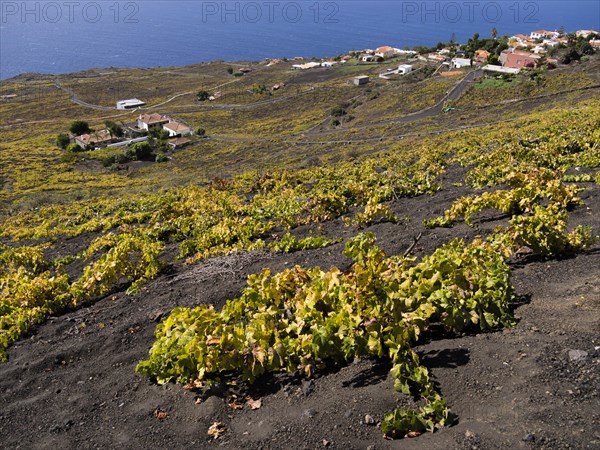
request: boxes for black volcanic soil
[1,168,599,450]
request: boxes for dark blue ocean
[1,1,599,79]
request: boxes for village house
[576,30,598,38]
[163,121,193,137]
[530,30,558,40]
[75,129,115,148]
[510,34,535,48]
[542,39,559,47]
[474,49,491,63]
[321,61,338,68]
[360,54,375,62]
[482,64,521,75]
[451,58,472,69]
[590,40,600,49]
[500,49,540,70]
[428,53,447,62]
[137,113,169,131]
[375,46,396,59]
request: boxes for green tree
[55,133,70,149]
[196,90,210,101]
[226,67,234,74]
[491,27,498,39]
[128,141,153,160]
[196,127,206,136]
[104,120,123,138]
[69,120,90,135]
[330,104,346,117]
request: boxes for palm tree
[491,27,498,39]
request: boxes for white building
[482,64,521,75]
[398,64,413,75]
[353,75,369,86]
[375,46,396,59]
[163,121,193,137]
[137,113,169,131]
[530,30,558,40]
[451,58,472,69]
[291,62,321,70]
[116,98,145,110]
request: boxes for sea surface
[1,0,599,79]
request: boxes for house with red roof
[375,46,396,59]
[163,121,192,137]
[74,129,116,148]
[474,49,491,63]
[137,113,169,131]
[500,49,540,69]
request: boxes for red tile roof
[75,129,113,145]
[168,137,191,148]
[163,121,191,133]
[138,113,169,125]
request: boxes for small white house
[397,64,413,75]
[116,98,145,110]
[360,54,375,62]
[530,30,558,40]
[163,121,193,137]
[451,58,472,69]
[321,61,338,68]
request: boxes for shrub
[69,120,90,135]
[197,90,210,101]
[66,143,83,153]
[55,133,70,149]
[155,153,169,163]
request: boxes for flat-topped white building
[116,98,145,110]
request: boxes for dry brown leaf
[183,379,205,390]
[153,409,169,421]
[206,336,221,345]
[207,422,226,439]
[228,396,244,410]
[246,398,262,410]
[406,430,421,438]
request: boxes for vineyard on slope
[1,103,599,438]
